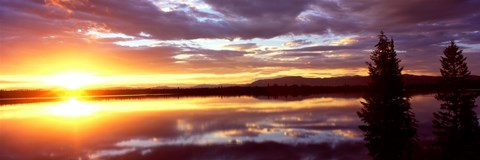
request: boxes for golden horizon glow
[0,67,376,90]
[43,72,99,90]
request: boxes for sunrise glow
[0,0,478,90]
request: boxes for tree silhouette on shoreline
[358,31,417,160]
[432,41,480,160]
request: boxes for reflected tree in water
[432,41,480,160]
[358,31,417,160]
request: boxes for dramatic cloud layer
[1,0,479,87]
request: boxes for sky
[1,0,479,89]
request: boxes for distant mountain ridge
[248,75,480,87]
[249,76,367,87]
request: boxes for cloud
[223,43,258,51]
[204,0,313,19]
[283,40,312,47]
[1,0,480,85]
[44,0,90,14]
[2,0,479,40]
[288,45,362,52]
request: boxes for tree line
[358,31,480,160]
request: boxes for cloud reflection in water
[0,95,383,160]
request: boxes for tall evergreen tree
[439,41,471,89]
[432,41,480,160]
[358,31,417,160]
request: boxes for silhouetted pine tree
[432,41,480,160]
[358,31,417,160]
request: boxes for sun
[44,72,99,90]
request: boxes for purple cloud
[1,0,479,78]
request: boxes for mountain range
[249,74,480,87]
[192,75,480,88]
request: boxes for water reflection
[49,98,96,117]
[1,96,362,118]
[432,91,480,160]
[358,81,417,159]
[0,95,366,160]
[358,92,417,160]
[0,95,478,160]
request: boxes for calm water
[1,94,479,160]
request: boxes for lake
[1,94,479,160]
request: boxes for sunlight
[49,98,96,117]
[44,73,99,90]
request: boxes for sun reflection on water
[49,98,96,117]
[0,95,385,159]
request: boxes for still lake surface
[1,94,479,160]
